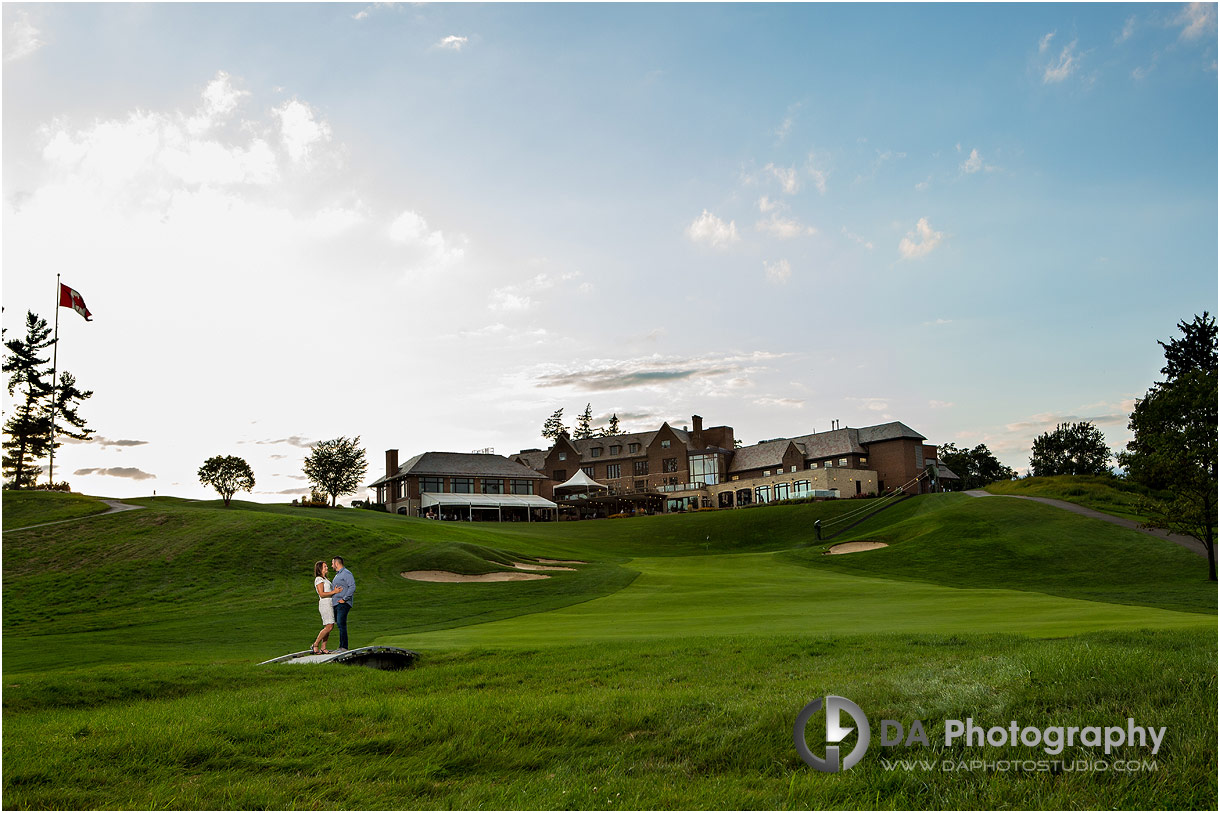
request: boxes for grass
[983,475,1166,524]
[782,493,1216,614]
[3,491,1216,809]
[3,630,1214,809]
[2,489,110,531]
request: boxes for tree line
[542,404,624,441]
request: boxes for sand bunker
[825,541,889,555]
[535,558,586,565]
[512,561,576,571]
[401,570,549,583]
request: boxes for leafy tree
[573,403,594,439]
[541,408,568,442]
[2,312,55,488]
[938,442,1017,490]
[1119,313,1217,581]
[1029,421,1112,477]
[303,436,369,507]
[198,455,255,508]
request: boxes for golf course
[3,489,1216,809]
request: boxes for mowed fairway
[3,491,1216,810]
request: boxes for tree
[44,370,94,479]
[2,312,55,488]
[1029,421,1112,477]
[303,436,369,507]
[541,408,568,442]
[938,442,1017,491]
[573,403,594,440]
[600,413,623,437]
[1119,313,1217,581]
[198,455,255,508]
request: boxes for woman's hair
[314,560,326,577]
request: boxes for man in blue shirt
[330,556,356,651]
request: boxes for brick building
[369,450,556,519]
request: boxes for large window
[692,449,717,480]
[582,465,595,477]
[482,479,504,494]
[452,478,473,493]
[606,463,621,479]
[774,482,790,502]
[511,479,534,495]
[755,485,772,504]
[793,480,812,497]
[633,460,649,476]
[662,457,678,473]
[736,488,752,506]
[421,476,443,493]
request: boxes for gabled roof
[368,452,546,487]
[726,439,802,473]
[856,421,926,443]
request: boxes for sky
[2,2,1217,502]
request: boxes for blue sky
[3,2,1216,500]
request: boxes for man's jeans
[334,602,352,650]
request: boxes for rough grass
[2,490,110,530]
[3,630,1215,810]
[786,494,1215,614]
[983,475,1166,524]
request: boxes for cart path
[5,499,144,533]
[964,490,1206,557]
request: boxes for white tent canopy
[554,469,608,493]
[420,492,557,509]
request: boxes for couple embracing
[312,557,355,654]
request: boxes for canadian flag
[59,283,92,322]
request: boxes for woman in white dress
[312,560,345,654]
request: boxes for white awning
[554,469,608,493]
[420,492,557,510]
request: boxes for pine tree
[45,370,94,467]
[605,413,622,436]
[542,408,568,441]
[574,403,594,439]
[2,312,55,488]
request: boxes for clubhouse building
[370,414,955,519]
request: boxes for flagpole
[49,273,60,487]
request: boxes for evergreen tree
[2,312,55,488]
[604,413,622,437]
[45,370,94,479]
[573,403,594,439]
[541,408,568,441]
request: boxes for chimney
[691,414,704,448]
[386,449,399,479]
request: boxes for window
[511,479,534,495]
[824,460,834,468]
[755,485,772,504]
[839,458,848,466]
[395,480,405,499]
[558,452,567,461]
[628,443,641,454]
[421,476,443,493]
[633,479,646,489]
[661,439,671,449]
[915,447,924,468]
[793,480,812,497]
[731,475,739,481]
[633,460,649,476]
[610,445,621,455]
[688,452,721,486]
[482,479,504,494]
[860,457,868,465]
[809,462,818,469]
[582,465,595,477]
[774,482,790,501]
[452,477,473,493]
[736,488,753,506]
[553,470,566,482]
[791,465,798,473]
[662,457,678,473]
[606,463,621,479]
[591,447,602,458]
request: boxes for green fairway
[2,490,109,531]
[3,491,1216,809]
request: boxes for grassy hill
[3,491,1215,809]
[983,474,1166,524]
[2,490,110,531]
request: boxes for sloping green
[2,490,109,530]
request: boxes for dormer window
[610,445,621,455]
[591,447,602,458]
[628,443,641,454]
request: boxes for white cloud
[686,210,740,249]
[489,289,534,312]
[1117,15,1137,44]
[754,396,804,408]
[1043,38,1080,83]
[805,153,829,194]
[841,227,874,251]
[961,148,983,174]
[1176,3,1216,40]
[273,99,332,163]
[352,3,399,21]
[388,210,465,268]
[1038,31,1056,53]
[764,163,800,194]
[915,177,931,191]
[763,258,791,284]
[757,195,781,213]
[756,216,815,239]
[437,35,469,51]
[922,318,952,326]
[928,400,954,409]
[898,217,944,260]
[5,10,44,62]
